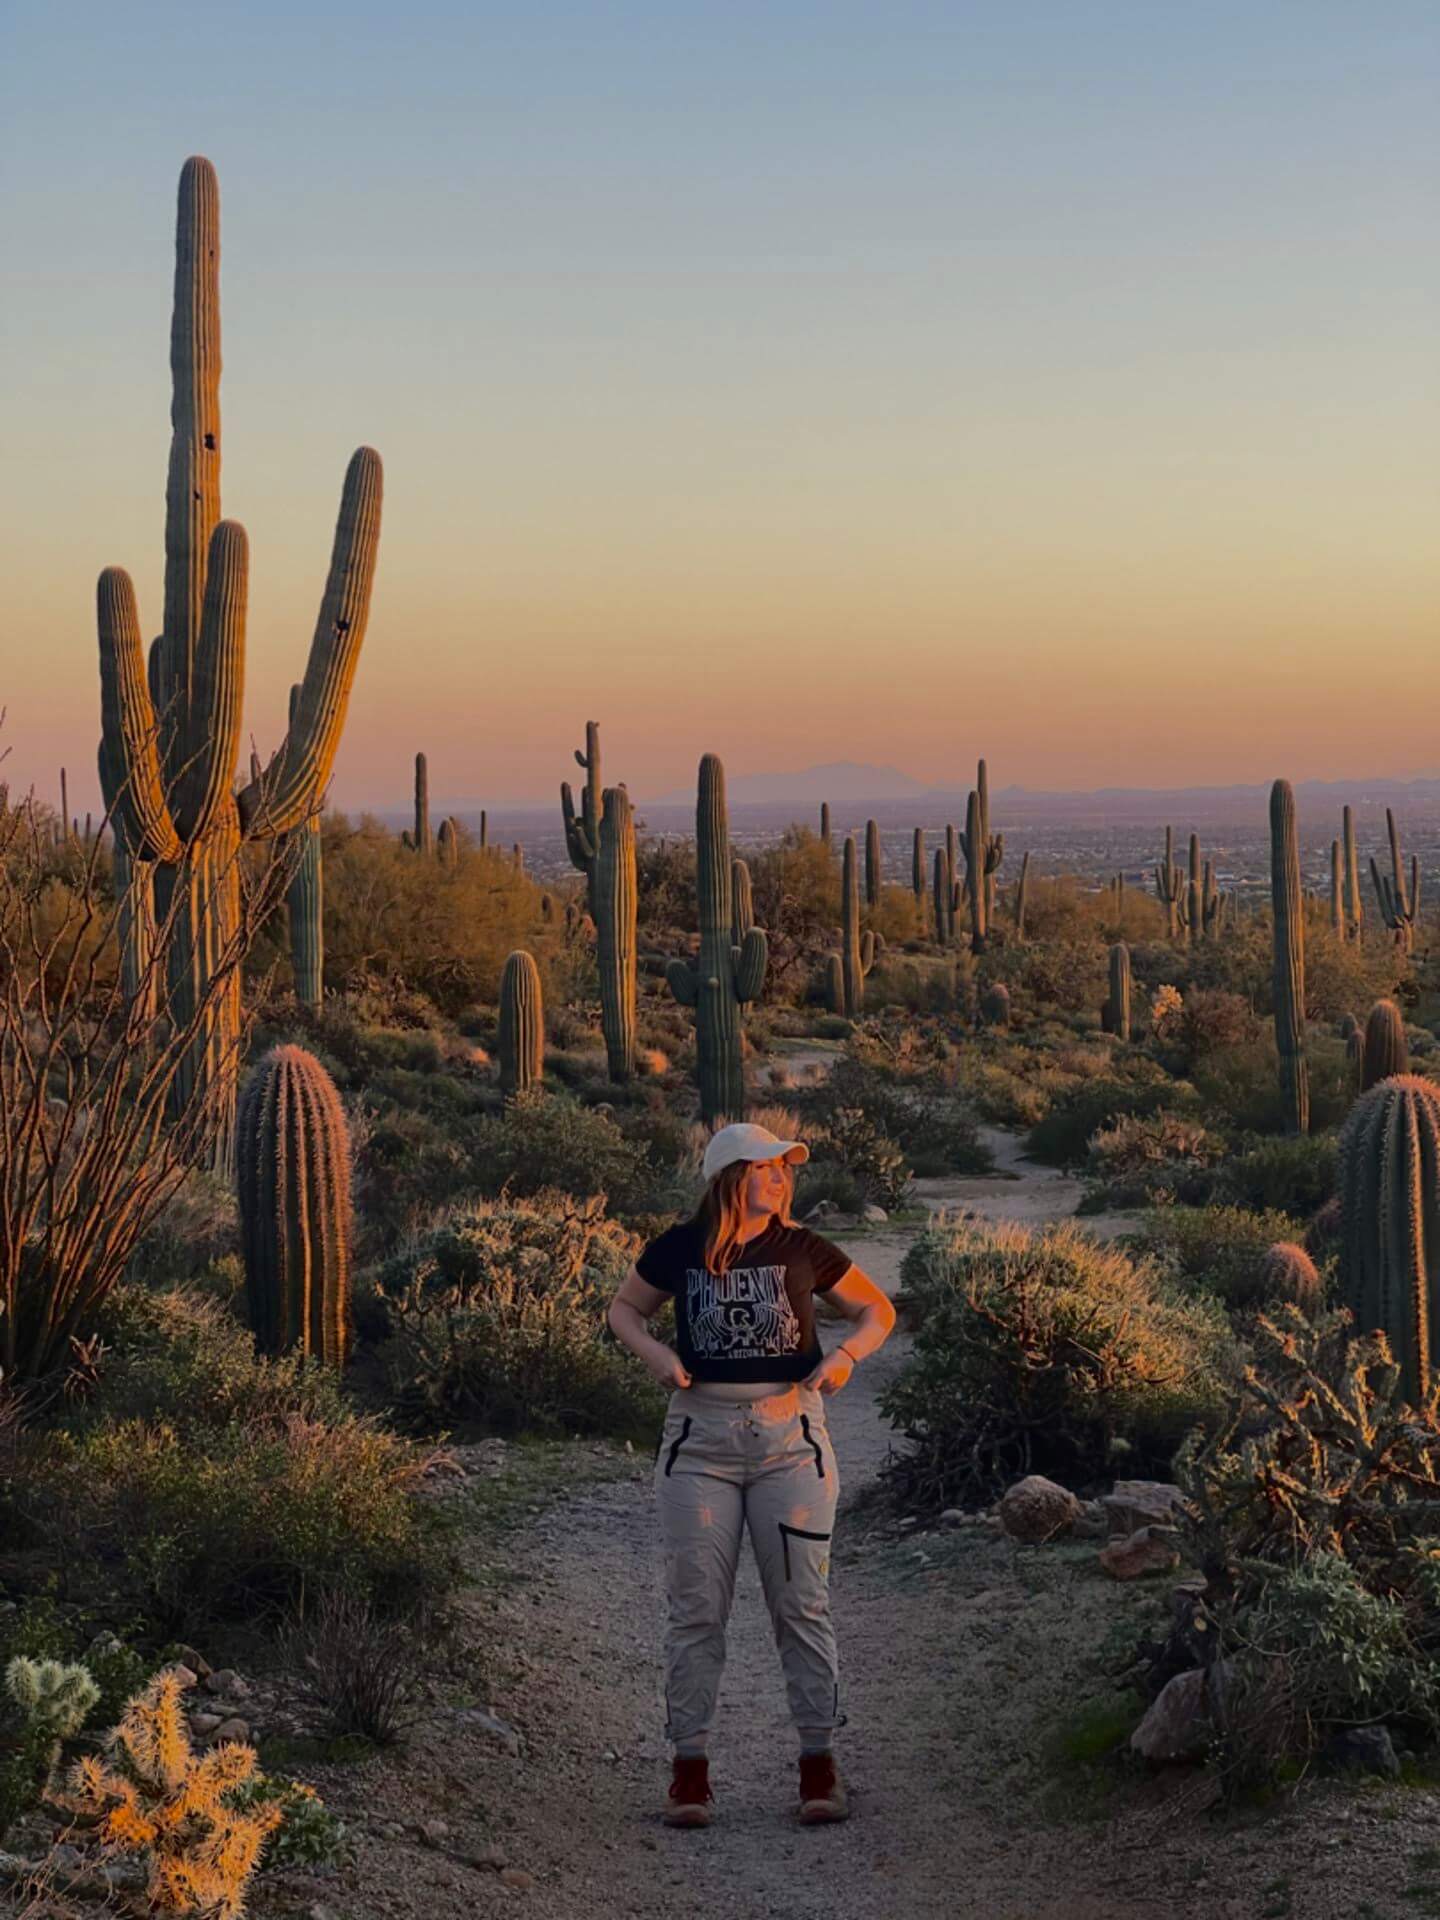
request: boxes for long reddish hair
[692,1158,797,1276]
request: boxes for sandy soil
[241,1134,1440,1920]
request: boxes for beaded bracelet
[837,1341,859,1367]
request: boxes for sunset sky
[2,2,1437,816]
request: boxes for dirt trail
[279,1136,1440,1920]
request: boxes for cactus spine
[1371,808,1419,952]
[237,1043,352,1364]
[864,818,881,908]
[499,949,545,1097]
[596,787,637,1082]
[1361,997,1409,1092]
[1270,779,1309,1135]
[561,720,602,913]
[413,751,431,855]
[665,755,768,1125]
[962,788,988,952]
[1105,942,1132,1041]
[1339,1073,1440,1404]
[98,160,381,1172]
[1343,804,1362,940]
[285,684,323,1008]
[838,834,875,1017]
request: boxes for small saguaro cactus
[819,801,832,851]
[838,834,876,1017]
[961,788,988,952]
[912,827,925,903]
[1104,942,1132,1041]
[1185,835,1202,948]
[980,982,1011,1029]
[865,819,881,908]
[437,816,460,867]
[1014,850,1031,941]
[1330,839,1345,939]
[597,785,638,1081]
[1270,779,1309,1135]
[933,847,953,945]
[665,754,768,1125]
[1154,826,1183,939]
[1339,1073,1440,1404]
[479,808,488,849]
[561,720,603,914]
[97,158,382,1174]
[1360,997,1409,1092]
[1371,808,1420,953]
[237,1044,352,1364]
[822,952,844,1014]
[1343,804,1362,940]
[499,949,545,1097]
[412,752,432,855]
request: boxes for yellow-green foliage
[289,812,570,1012]
[61,1667,282,1920]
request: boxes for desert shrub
[374,1191,662,1439]
[279,1588,423,1747]
[1155,989,1261,1075]
[804,1107,912,1212]
[352,1104,480,1255]
[1087,1112,1219,1181]
[986,934,1108,1016]
[793,1057,990,1178]
[1176,1311,1440,1781]
[864,953,960,1015]
[792,1161,866,1218]
[6,1410,451,1634]
[1127,1204,1308,1315]
[467,1091,668,1223]
[879,1219,1233,1511]
[1026,1061,1193,1167]
[123,1171,238,1291]
[1192,1035,1354,1136]
[1217,1132,1338,1217]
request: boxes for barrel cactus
[96,158,381,1173]
[665,755,767,1125]
[237,1044,352,1364]
[980,982,1011,1029]
[1339,1074,1440,1404]
[1361,998,1409,1092]
[1260,1241,1323,1318]
[1270,780,1309,1135]
[499,950,545,1097]
[596,786,638,1081]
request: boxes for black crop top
[634,1218,853,1384]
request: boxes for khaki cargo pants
[653,1382,844,1744]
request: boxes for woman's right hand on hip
[649,1350,693,1390]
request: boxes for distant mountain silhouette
[650,761,926,807]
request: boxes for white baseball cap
[701,1121,810,1183]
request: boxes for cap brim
[756,1140,809,1166]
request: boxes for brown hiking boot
[797,1750,849,1824]
[663,1754,715,1827]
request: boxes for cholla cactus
[60,1667,282,1920]
[1151,982,1183,1035]
[6,1657,100,1738]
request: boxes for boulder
[998,1475,1081,1544]
[1102,1480,1185,1536]
[1131,1664,1229,1764]
[1326,1725,1400,1779]
[860,1204,888,1224]
[1099,1524,1181,1580]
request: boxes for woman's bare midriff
[685,1379,798,1403]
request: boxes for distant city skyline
[4,2,1438,815]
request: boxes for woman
[607,1121,896,1830]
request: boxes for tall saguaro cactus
[665,755,767,1125]
[976,758,1004,918]
[933,848,953,945]
[1270,779,1309,1135]
[1343,804,1363,941]
[1339,1073,1440,1405]
[912,827,925,903]
[1154,826,1183,939]
[839,834,875,1018]
[1330,839,1345,939]
[561,720,603,914]
[1371,809,1420,953]
[237,1044,352,1365]
[864,819,881,908]
[819,801,832,852]
[1014,849,1031,941]
[597,786,638,1082]
[962,788,988,952]
[97,158,382,1172]
[1186,835,1202,948]
[412,752,432,855]
[285,685,323,1008]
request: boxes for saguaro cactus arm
[96,569,183,863]
[734,927,768,1005]
[170,520,248,841]
[236,448,384,836]
[665,956,699,1007]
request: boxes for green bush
[1026,1062,1193,1167]
[1126,1204,1306,1314]
[374,1191,664,1440]
[879,1219,1233,1510]
[794,1057,990,1178]
[468,1092,673,1224]
[804,1107,912,1212]
[1192,1036,1354,1136]
[1218,1133,1338,1217]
